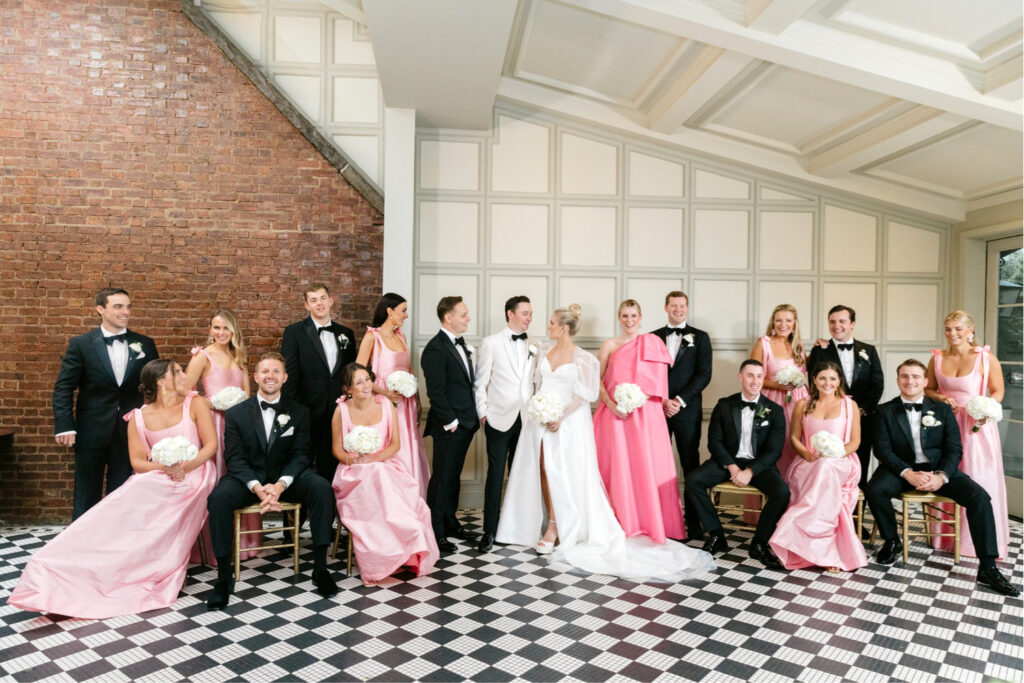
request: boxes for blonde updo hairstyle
[553,303,583,337]
[944,310,978,347]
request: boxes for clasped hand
[904,470,944,492]
[662,397,681,418]
[161,463,186,482]
[728,466,753,487]
[253,483,283,514]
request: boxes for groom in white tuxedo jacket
[473,296,534,552]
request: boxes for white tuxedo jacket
[473,328,533,432]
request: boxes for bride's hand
[545,420,561,432]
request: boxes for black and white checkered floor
[1,510,1021,682]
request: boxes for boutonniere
[755,404,771,419]
[465,344,475,356]
[858,349,869,361]
[277,413,290,427]
[128,342,145,359]
[337,333,350,349]
[682,333,694,346]
[528,344,537,359]
[921,411,940,428]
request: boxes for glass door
[986,235,1023,518]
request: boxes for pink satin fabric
[760,336,809,480]
[593,334,685,543]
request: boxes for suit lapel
[893,404,914,454]
[731,396,743,447]
[123,331,143,379]
[850,340,867,386]
[304,318,331,372]
[501,332,521,380]
[443,333,472,383]
[252,399,269,453]
[90,329,118,385]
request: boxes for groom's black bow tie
[836,343,853,351]
[104,333,127,346]
[903,403,922,412]
[260,400,279,412]
[316,324,332,335]
[454,337,467,348]
[741,400,758,411]
[667,328,685,336]
[511,333,527,341]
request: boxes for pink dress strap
[842,396,853,443]
[132,408,150,458]
[760,336,772,360]
[976,345,991,394]
[366,327,384,378]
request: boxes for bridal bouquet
[966,396,1002,432]
[809,431,846,459]
[386,371,418,398]
[774,366,806,402]
[343,425,382,455]
[527,392,565,424]
[210,386,248,411]
[151,436,199,466]
[613,383,647,415]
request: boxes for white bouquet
[151,435,199,466]
[809,430,846,459]
[386,370,418,398]
[343,425,382,455]
[966,396,1002,432]
[613,383,647,415]
[527,392,565,424]
[210,386,248,411]
[774,366,806,402]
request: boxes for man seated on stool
[866,358,1017,596]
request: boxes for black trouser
[482,417,521,536]
[667,406,702,532]
[426,426,476,539]
[207,470,335,560]
[865,467,999,561]
[684,460,790,545]
[857,411,878,489]
[72,420,133,520]
[310,414,338,482]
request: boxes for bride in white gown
[496,304,716,582]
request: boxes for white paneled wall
[414,104,951,506]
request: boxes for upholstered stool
[233,502,301,581]
[899,492,960,564]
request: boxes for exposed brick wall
[0,0,384,522]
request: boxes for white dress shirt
[833,338,855,386]
[508,327,528,367]
[315,320,338,372]
[441,328,471,431]
[736,392,759,461]
[248,395,293,492]
[102,326,129,386]
[903,397,929,465]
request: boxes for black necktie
[260,400,279,413]
[903,403,922,412]
[316,325,331,335]
[511,333,527,341]
[667,328,684,336]
[837,343,853,351]
[104,333,127,346]
[742,401,758,411]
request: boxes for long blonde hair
[208,308,247,372]
[943,310,978,349]
[764,303,805,365]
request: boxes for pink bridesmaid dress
[760,336,810,480]
[366,327,430,498]
[189,347,261,564]
[593,334,685,543]
[770,396,867,571]
[930,347,1009,558]
[8,394,218,619]
[332,396,439,582]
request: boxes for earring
[968,333,975,343]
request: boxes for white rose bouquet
[966,396,1002,432]
[210,386,248,411]
[613,383,647,415]
[774,366,806,402]
[151,435,199,466]
[809,430,846,459]
[527,392,565,424]
[343,425,382,456]
[386,370,418,398]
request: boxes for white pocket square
[280,427,295,437]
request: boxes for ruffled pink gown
[332,396,439,582]
[929,347,1009,558]
[8,394,217,619]
[366,327,430,498]
[593,335,685,543]
[189,347,261,564]
[770,397,866,571]
[760,336,809,480]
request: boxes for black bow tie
[742,400,758,411]
[104,333,127,346]
[837,343,853,351]
[260,400,279,412]
[667,328,685,336]
[316,325,332,335]
[903,403,922,412]
[511,333,527,341]
[454,337,467,348]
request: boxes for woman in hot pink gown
[331,363,438,586]
[8,360,218,619]
[593,299,684,543]
[183,308,260,563]
[355,293,430,497]
[925,310,1009,558]
[770,361,866,572]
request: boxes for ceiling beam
[745,0,820,34]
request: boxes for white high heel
[536,521,557,555]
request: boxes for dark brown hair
[139,359,177,404]
[436,296,463,323]
[340,362,376,397]
[303,283,331,301]
[806,361,846,413]
[95,287,129,308]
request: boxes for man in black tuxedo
[52,287,159,520]
[206,353,339,609]
[808,305,883,489]
[866,359,1017,596]
[651,290,712,535]
[421,296,479,553]
[281,283,357,481]
[684,359,789,569]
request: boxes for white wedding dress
[496,345,716,582]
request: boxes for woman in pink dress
[593,299,684,542]
[770,361,867,572]
[925,310,1009,558]
[355,293,430,498]
[8,359,218,619]
[184,308,260,563]
[331,362,439,586]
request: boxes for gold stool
[854,491,866,542]
[331,520,355,575]
[233,502,301,581]
[710,482,765,530]
[899,492,960,564]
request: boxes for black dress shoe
[312,569,339,598]
[702,532,728,555]
[978,567,1020,597]
[875,538,902,565]
[206,577,235,610]
[749,541,783,570]
[477,532,495,553]
[437,538,457,553]
[448,527,478,543]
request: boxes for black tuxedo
[684,393,790,543]
[52,327,159,519]
[866,397,998,559]
[281,317,357,480]
[807,339,883,487]
[207,397,334,559]
[421,330,480,539]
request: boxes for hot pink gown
[189,347,261,564]
[760,336,809,479]
[770,397,866,571]
[8,394,217,619]
[366,327,430,498]
[593,334,685,543]
[929,347,1009,558]
[332,396,439,582]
